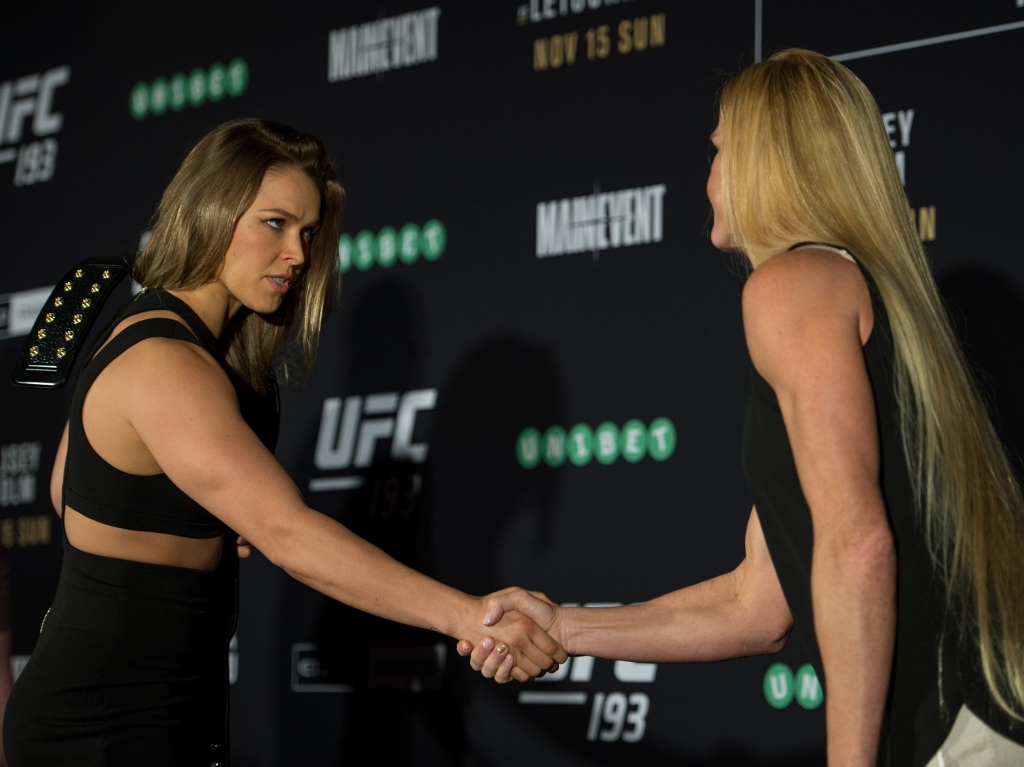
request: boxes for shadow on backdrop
[938,267,1024,476]
[280,278,465,766]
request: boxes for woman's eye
[303,229,318,242]
[264,218,285,230]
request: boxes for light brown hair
[719,49,1024,720]
[134,118,344,392]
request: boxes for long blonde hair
[720,49,1024,720]
[134,118,344,392]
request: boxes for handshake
[456,588,572,684]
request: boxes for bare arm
[563,507,790,661]
[462,507,792,671]
[744,249,895,767]
[122,340,565,679]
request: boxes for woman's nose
[283,231,307,265]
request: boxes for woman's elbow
[761,607,794,654]
[837,523,896,579]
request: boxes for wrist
[560,606,581,656]
[440,592,480,641]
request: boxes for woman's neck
[166,283,241,339]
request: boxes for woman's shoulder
[742,247,874,375]
[95,310,223,381]
[743,247,869,322]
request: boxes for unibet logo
[129,59,249,120]
[516,418,675,469]
[763,663,823,710]
[536,184,666,258]
[337,220,446,273]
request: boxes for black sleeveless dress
[741,252,1024,766]
[4,290,278,766]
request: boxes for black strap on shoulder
[12,256,134,388]
[76,318,204,392]
[118,290,222,362]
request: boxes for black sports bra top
[64,289,278,539]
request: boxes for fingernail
[496,643,508,654]
[481,637,494,650]
[483,611,494,624]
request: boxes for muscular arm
[122,340,563,677]
[744,249,895,767]
[465,507,793,672]
[558,508,792,662]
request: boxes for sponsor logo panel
[129,58,249,120]
[311,388,437,492]
[536,184,666,258]
[517,417,675,468]
[0,65,70,187]
[328,7,441,83]
[338,219,446,273]
[763,662,823,710]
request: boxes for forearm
[812,531,895,767]
[565,569,789,662]
[270,507,476,640]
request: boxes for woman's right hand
[458,588,568,683]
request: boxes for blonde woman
[3,119,564,766]
[463,50,1024,766]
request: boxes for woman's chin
[246,295,286,316]
[710,234,737,252]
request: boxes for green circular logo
[593,422,620,465]
[763,663,794,709]
[168,73,187,111]
[149,78,169,116]
[567,424,594,466]
[619,419,647,463]
[226,58,249,97]
[543,426,567,467]
[188,68,207,106]
[516,428,541,469]
[337,234,353,274]
[129,82,149,120]
[795,664,823,709]
[420,219,447,261]
[647,417,676,461]
[207,63,227,102]
[353,231,377,271]
[398,223,420,264]
[377,227,398,268]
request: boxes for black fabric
[4,289,279,765]
[65,316,227,537]
[4,540,226,766]
[740,255,1024,766]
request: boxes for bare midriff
[63,506,223,572]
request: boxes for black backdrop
[2,2,1023,764]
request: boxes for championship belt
[12,256,134,388]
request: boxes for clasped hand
[460,588,568,684]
